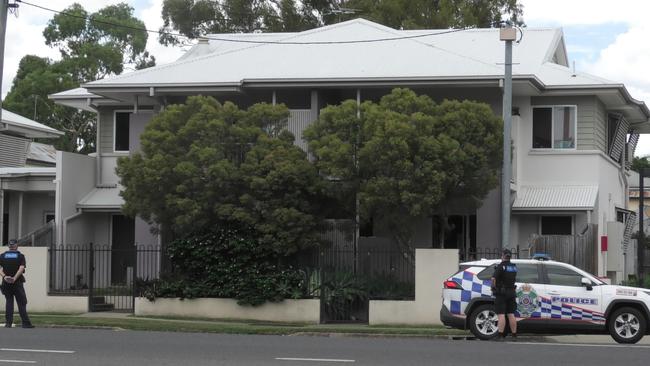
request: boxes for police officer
[491,248,517,340]
[0,239,33,328]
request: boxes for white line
[0,360,36,364]
[0,348,75,354]
[511,341,650,349]
[275,357,355,363]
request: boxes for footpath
[15,312,648,345]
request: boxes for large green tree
[304,88,503,254]
[158,0,523,45]
[4,3,155,153]
[116,96,325,255]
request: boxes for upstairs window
[114,112,130,152]
[532,106,576,149]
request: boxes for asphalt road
[1,327,650,365]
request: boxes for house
[0,109,63,245]
[50,19,650,282]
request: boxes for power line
[16,0,473,45]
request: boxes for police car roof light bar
[532,253,551,261]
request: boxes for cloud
[138,0,185,66]
[521,0,650,26]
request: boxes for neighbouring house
[50,19,650,282]
[0,109,63,245]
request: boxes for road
[1,328,649,365]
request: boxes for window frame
[539,215,574,236]
[113,110,133,153]
[532,105,578,150]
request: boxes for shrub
[143,229,311,306]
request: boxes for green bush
[142,229,311,306]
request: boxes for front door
[539,263,604,329]
[111,215,135,284]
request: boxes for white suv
[440,257,650,343]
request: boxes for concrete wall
[135,298,320,324]
[0,247,87,313]
[476,189,500,249]
[369,249,458,326]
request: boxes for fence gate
[49,244,162,313]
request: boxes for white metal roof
[77,185,124,211]
[1,109,63,138]
[0,167,56,177]
[26,142,57,165]
[83,19,598,88]
[512,185,598,211]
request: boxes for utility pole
[0,0,17,122]
[500,25,516,249]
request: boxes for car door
[540,263,604,329]
[512,262,546,329]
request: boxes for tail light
[444,280,461,290]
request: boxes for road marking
[275,357,355,363]
[510,341,650,349]
[0,360,36,364]
[0,348,75,354]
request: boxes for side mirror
[581,277,593,291]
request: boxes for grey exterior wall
[531,96,606,153]
[135,216,158,246]
[129,112,155,153]
[0,134,28,167]
[476,188,501,249]
[56,151,96,244]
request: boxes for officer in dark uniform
[491,248,517,340]
[0,239,33,328]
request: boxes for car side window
[515,263,539,283]
[545,264,583,287]
[477,265,496,281]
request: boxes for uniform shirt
[0,250,26,283]
[492,260,517,289]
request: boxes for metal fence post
[132,244,138,312]
[88,243,94,312]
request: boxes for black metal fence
[293,248,415,323]
[49,244,167,312]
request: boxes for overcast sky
[4,0,650,156]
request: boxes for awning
[512,185,598,211]
[77,185,124,211]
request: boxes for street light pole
[500,26,516,249]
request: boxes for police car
[440,256,650,343]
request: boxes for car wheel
[608,307,646,344]
[469,304,499,340]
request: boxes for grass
[20,313,470,337]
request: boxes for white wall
[0,247,87,314]
[56,152,96,245]
[369,249,458,325]
[136,298,320,324]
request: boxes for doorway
[111,215,135,284]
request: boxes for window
[545,265,583,287]
[515,263,540,283]
[476,263,539,283]
[44,213,55,224]
[541,216,572,235]
[532,106,576,149]
[114,112,130,152]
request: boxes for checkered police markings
[445,270,605,323]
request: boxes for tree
[304,88,503,254]
[158,0,523,45]
[4,3,155,153]
[632,156,650,173]
[116,96,325,255]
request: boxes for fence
[17,221,55,247]
[528,224,597,274]
[49,244,166,312]
[459,247,521,262]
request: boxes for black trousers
[3,282,31,326]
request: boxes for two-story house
[0,109,63,245]
[50,19,649,281]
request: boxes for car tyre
[608,307,646,344]
[469,304,499,340]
